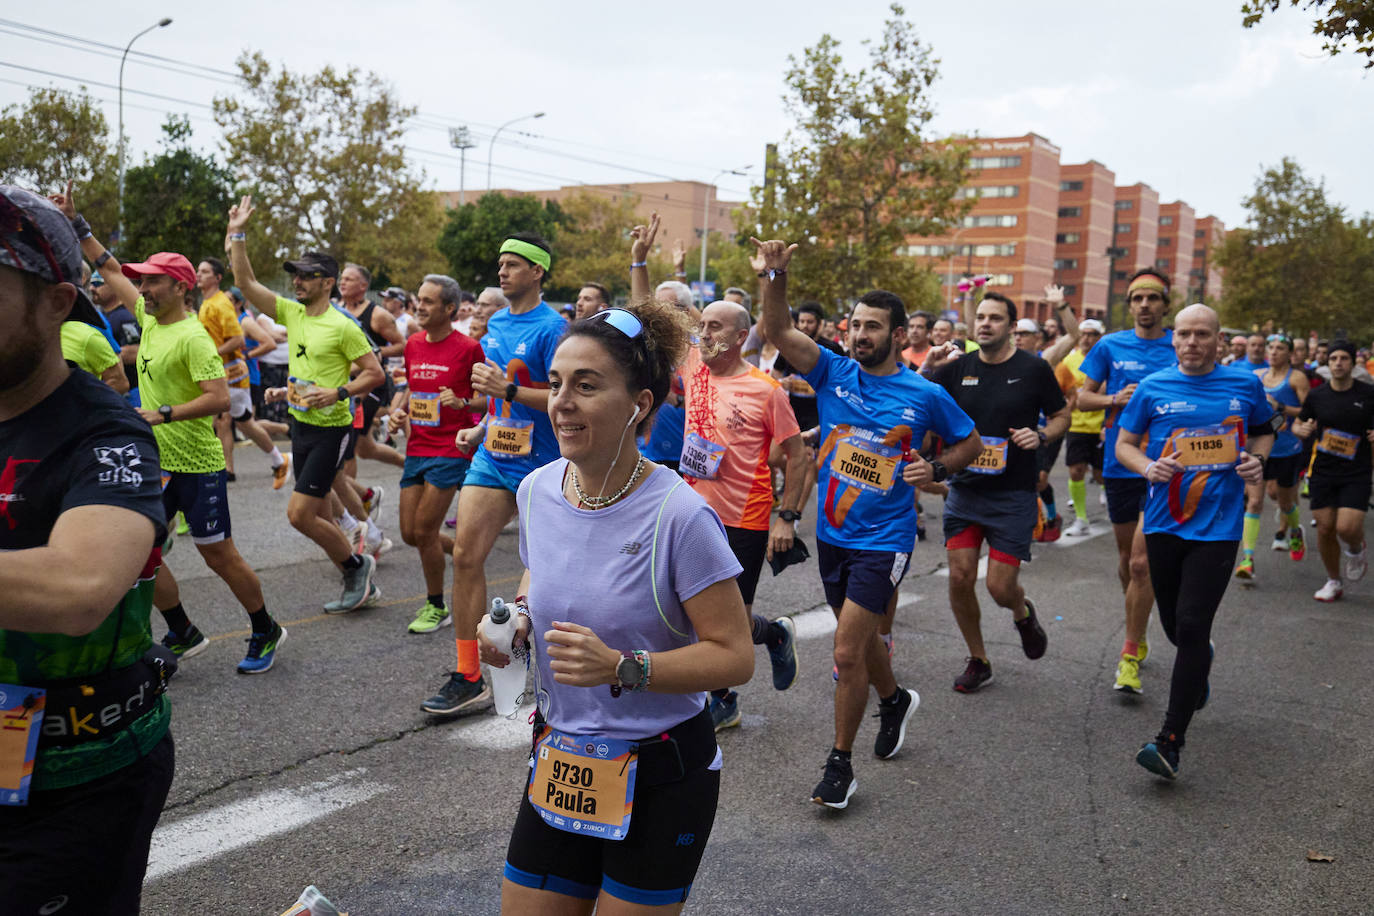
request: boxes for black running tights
[1144,534,1238,744]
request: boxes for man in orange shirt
[682,299,807,731]
[195,257,288,485]
[901,311,934,368]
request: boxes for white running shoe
[1343,546,1367,583]
[1314,579,1343,603]
[1064,517,1092,538]
[1098,488,1107,506]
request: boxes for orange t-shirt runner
[680,348,801,531]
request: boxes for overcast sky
[2,0,1368,229]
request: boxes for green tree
[213,51,445,289]
[751,4,971,310]
[549,192,679,302]
[1242,1,1374,68]
[1213,157,1374,339]
[437,192,567,293]
[0,87,119,244]
[121,116,234,263]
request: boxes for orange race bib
[485,417,533,458]
[1317,428,1359,460]
[1174,425,1238,470]
[409,392,440,427]
[528,728,637,840]
[829,435,900,494]
[286,377,314,413]
[0,683,44,806]
[969,436,1008,475]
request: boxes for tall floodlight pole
[117,17,172,249]
[449,126,477,205]
[487,112,544,191]
[699,166,750,292]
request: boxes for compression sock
[1285,504,1301,531]
[428,594,446,609]
[160,603,191,636]
[1242,512,1261,559]
[1068,478,1088,521]
[1042,484,1057,521]
[457,639,480,681]
[248,607,273,634]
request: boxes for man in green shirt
[60,318,128,394]
[227,195,386,611]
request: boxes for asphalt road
[138,446,1374,915]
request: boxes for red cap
[121,251,197,290]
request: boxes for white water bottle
[481,597,528,716]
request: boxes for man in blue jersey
[1115,304,1272,780]
[754,238,982,809]
[1076,268,1177,695]
[422,233,566,717]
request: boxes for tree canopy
[120,117,234,264]
[1242,0,1374,67]
[437,192,567,294]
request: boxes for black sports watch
[336,386,350,404]
[779,509,802,523]
[929,460,948,483]
[504,381,519,402]
[157,404,173,424]
[611,652,642,698]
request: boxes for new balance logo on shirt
[620,541,642,555]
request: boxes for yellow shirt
[1060,348,1104,434]
[198,290,250,389]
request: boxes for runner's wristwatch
[611,652,643,698]
[779,509,802,523]
[158,404,173,424]
[336,386,350,404]
[930,460,948,483]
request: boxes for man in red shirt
[388,274,486,634]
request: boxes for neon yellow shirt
[276,296,373,427]
[198,290,250,389]
[60,321,119,377]
[1061,347,1104,434]
[134,296,227,473]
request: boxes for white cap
[1080,319,1105,333]
[1015,318,1040,334]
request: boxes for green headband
[499,238,551,272]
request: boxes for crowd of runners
[3,181,1373,914]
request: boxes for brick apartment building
[438,181,744,264]
[904,132,1227,328]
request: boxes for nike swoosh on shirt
[1007,378,1022,384]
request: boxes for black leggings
[1145,534,1238,745]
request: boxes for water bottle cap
[490,599,511,624]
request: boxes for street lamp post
[487,112,544,191]
[449,126,476,205]
[699,166,750,296]
[117,17,172,251]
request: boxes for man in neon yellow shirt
[226,195,386,612]
[56,189,287,673]
[60,318,128,394]
[195,257,288,485]
[1057,318,1106,537]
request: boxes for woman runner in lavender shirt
[479,299,754,914]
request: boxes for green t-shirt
[276,296,373,427]
[60,321,119,377]
[134,296,227,473]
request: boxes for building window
[1195,229,1206,239]
[1055,232,1081,244]
[1156,258,1171,269]
[1160,216,1174,226]
[1057,206,1082,218]
[960,214,1019,228]
[1115,223,1132,234]
[1113,270,1127,281]
[955,184,1020,199]
[1053,258,1079,270]
[1189,268,1204,278]
[1158,237,1172,247]
[1193,249,1206,258]
[902,242,1017,258]
[969,155,1022,169]
[985,273,1015,286]
[1062,284,1078,296]
[1115,200,1134,211]
[1059,180,1084,192]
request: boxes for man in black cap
[0,185,173,912]
[225,196,387,612]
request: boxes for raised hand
[672,238,687,273]
[227,195,255,234]
[47,180,77,219]
[749,237,798,274]
[1043,283,1065,304]
[630,211,661,263]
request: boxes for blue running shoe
[1136,738,1180,780]
[709,691,741,731]
[238,624,286,674]
[768,617,798,691]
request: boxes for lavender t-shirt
[518,459,744,739]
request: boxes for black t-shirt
[1298,379,1374,480]
[104,305,141,390]
[774,336,845,431]
[0,370,166,551]
[932,348,1066,491]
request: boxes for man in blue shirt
[1077,269,1177,696]
[755,237,981,810]
[1116,304,1272,780]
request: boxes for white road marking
[448,708,536,750]
[935,556,989,580]
[146,768,390,882]
[791,606,838,639]
[1055,522,1111,546]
